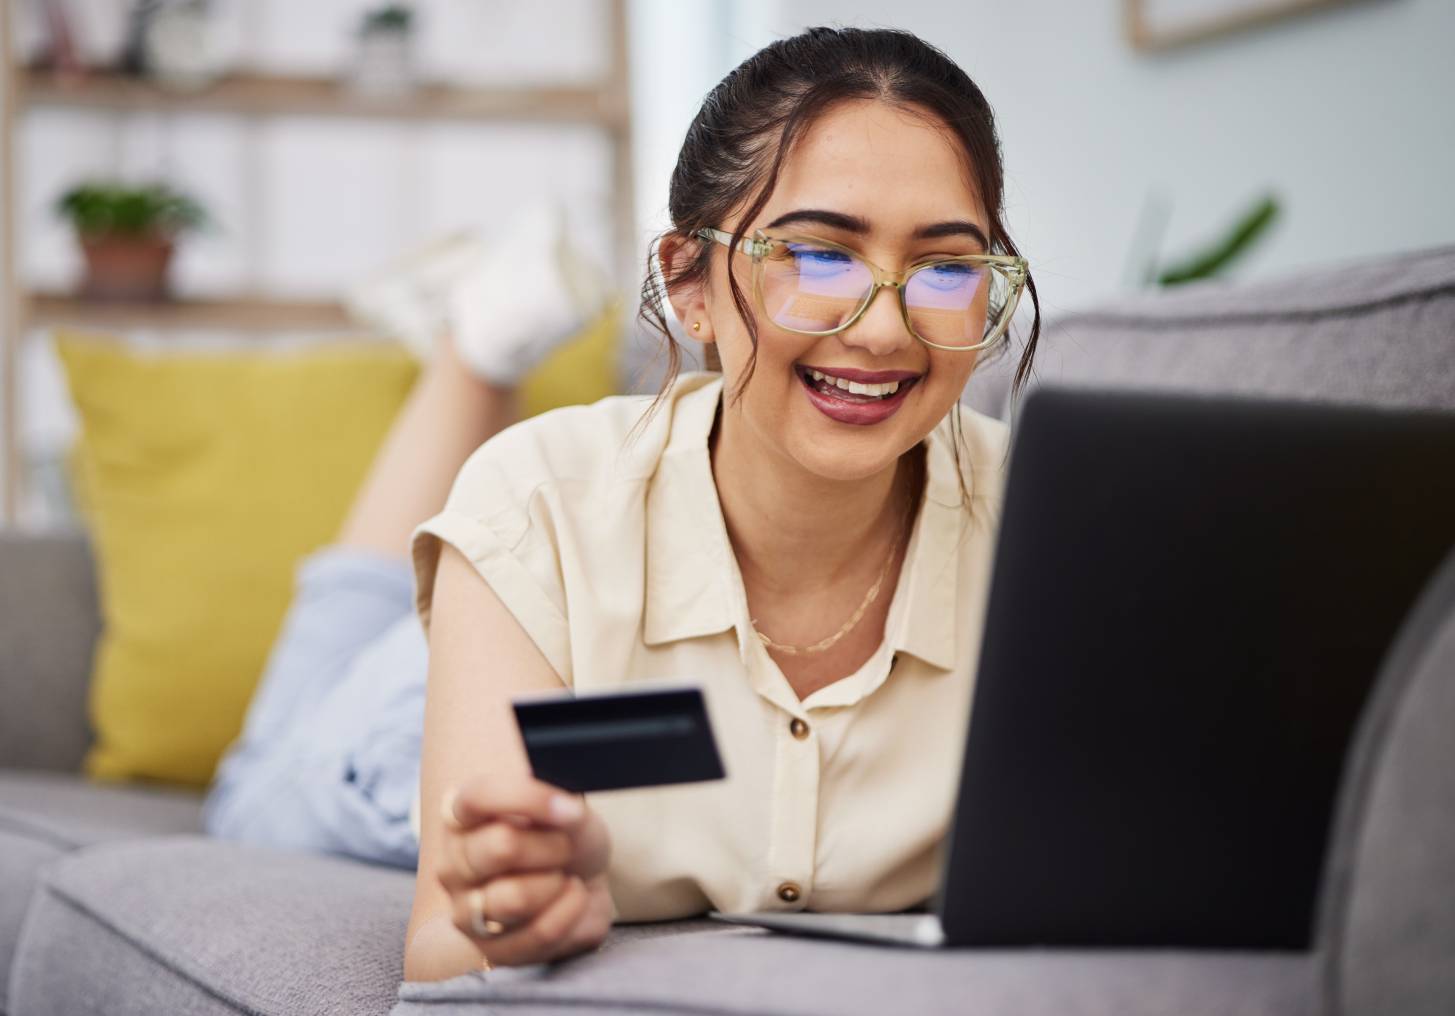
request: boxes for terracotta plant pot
[78,232,176,301]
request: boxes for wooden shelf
[18,68,626,127]
[1,0,634,525]
[23,291,359,333]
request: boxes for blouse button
[777,881,803,904]
[789,717,810,740]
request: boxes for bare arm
[403,543,611,981]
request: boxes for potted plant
[54,181,208,301]
[350,4,416,98]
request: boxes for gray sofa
[3,246,1453,1015]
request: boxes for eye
[787,243,857,278]
[916,261,982,293]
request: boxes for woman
[404,26,1040,979]
[201,212,601,869]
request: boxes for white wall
[627,0,782,249]
[764,0,1455,318]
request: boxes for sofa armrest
[0,530,99,772]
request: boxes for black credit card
[513,684,727,794]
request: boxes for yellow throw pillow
[57,309,622,790]
[59,335,421,788]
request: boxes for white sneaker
[345,202,611,386]
[448,202,611,385]
[344,230,487,360]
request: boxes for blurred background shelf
[22,291,354,333]
[0,0,634,526]
[17,67,627,126]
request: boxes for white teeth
[802,367,907,398]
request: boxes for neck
[711,402,918,596]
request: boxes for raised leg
[335,332,517,561]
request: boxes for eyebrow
[764,208,989,250]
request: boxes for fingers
[550,874,615,959]
[441,776,585,834]
[564,806,613,881]
[434,773,612,968]
[439,820,575,891]
[485,871,571,928]
[462,874,595,967]
[450,870,568,936]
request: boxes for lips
[795,364,922,426]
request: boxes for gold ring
[467,889,507,939]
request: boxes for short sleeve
[409,377,719,690]
[410,427,573,684]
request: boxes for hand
[435,774,614,968]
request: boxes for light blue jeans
[202,546,427,870]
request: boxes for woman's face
[679,97,991,485]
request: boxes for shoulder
[411,373,721,674]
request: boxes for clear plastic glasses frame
[696,227,1028,352]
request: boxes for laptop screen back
[937,388,1455,949]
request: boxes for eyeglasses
[696,227,1027,352]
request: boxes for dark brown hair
[638,25,1041,409]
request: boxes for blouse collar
[642,374,973,678]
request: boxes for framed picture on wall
[1125,0,1385,51]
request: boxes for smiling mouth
[795,365,922,402]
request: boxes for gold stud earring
[692,321,701,333]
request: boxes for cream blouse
[409,372,1009,922]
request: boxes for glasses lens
[760,241,873,334]
[904,260,1011,347]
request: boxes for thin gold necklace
[750,499,914,657]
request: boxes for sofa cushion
[0,533,99,772]
[393,929,1318,1016]
[56,334,422,790]
[1320,548,1455,1015]
[0,836,51,1016]
[8,836,413,1016]
[965,244,1455,419]
[0,771,203,851]
[0,771,202,1013]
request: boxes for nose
[839,281,915,358]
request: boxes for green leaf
[1157,194,1279,287]
[53,181,209,238]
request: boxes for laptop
[709,386,1455,950]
